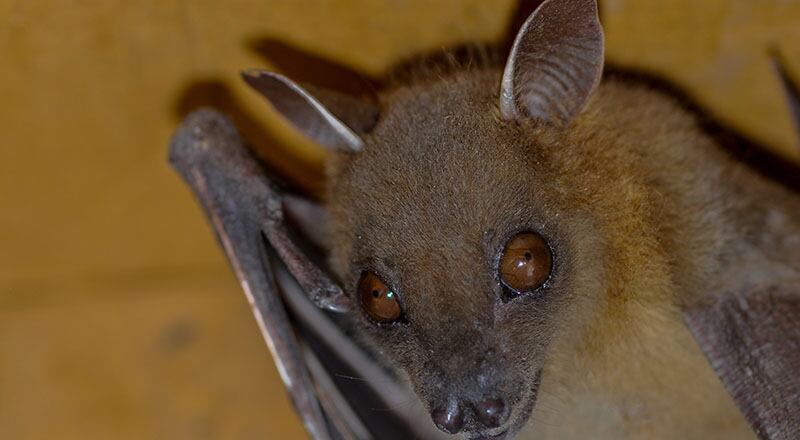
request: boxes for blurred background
[1,0,798,439]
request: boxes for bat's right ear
[242,70,378,153]
[500,0,604,127]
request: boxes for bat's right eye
[358,272,403,324]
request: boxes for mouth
[469,431,508,440]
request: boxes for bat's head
[247,0,607,437]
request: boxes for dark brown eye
[358,272,402,323]
[499,232,552,293]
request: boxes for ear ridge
[500,0,604,125]
[300,83,379,135]
[242,69,366,152]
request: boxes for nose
[431,396,509,434]
[431,400,465,434]
[473,397,508,428]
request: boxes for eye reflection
[358,272,402,323]
[499,232,552,293]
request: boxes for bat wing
[684,281,800,440]
[685,53,800,440]
[169,110,446,440]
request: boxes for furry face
[324,69,611,438]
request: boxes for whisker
[332,373,370,382]
[369,397,418,413]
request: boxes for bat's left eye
[499,231,552,294]
[358,272,402,324]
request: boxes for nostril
[474,397,508,428]
[431,402,465,434]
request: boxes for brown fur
[324,65,800,439]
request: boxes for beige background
[1,1,798,439]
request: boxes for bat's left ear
[242,69,378,153]
[500,0,604,126]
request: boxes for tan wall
[1,0,798,439]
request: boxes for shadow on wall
[171,38,381,197]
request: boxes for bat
[169,0,800,438]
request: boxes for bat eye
[358,272,402,324]
[499,232,552,294]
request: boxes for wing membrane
[684,282,800,440]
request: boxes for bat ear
[242,69,378,152]
[500,0,604,126]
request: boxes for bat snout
[430,394,511,435]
